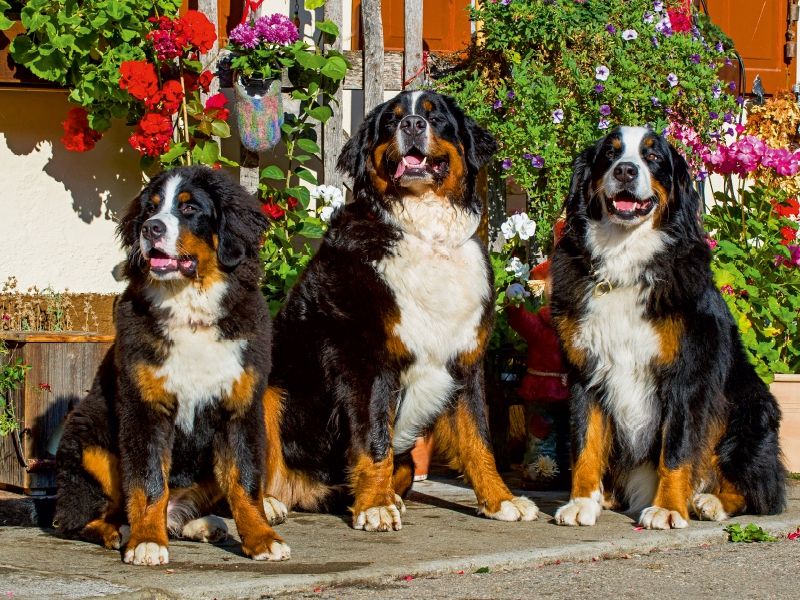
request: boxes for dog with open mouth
[263,90,539,530]
[54,166,291,565]
[550,126,786,530]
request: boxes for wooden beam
[361,0,385,113]
[198,0,220,100]
[404,0,423,90]
[323,0,344,189]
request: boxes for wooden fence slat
[361,0,385,113]
[323,0,344,190]
[404,0,423,90]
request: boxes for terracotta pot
[771,374,800,473]
[410,435,435,481]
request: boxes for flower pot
[410,435,435,482]
[217,54,237,89]
[234,75,284,152]
[771,374,800,474]
[0,332,114,495]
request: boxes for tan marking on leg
[571,404,612,499]
[653,316,684,366]
[134,364,176,412]
[393,461,414,498]
[223,367,258,416]
[126,487,170,550]
[652,459,692,520]
[349,452,396,516]
[553,315,587,369]
[82,446,123,513]
[433,403,513,514]
[83,518,124,549]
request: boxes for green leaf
[296,138,321,154]
[305,0,326,9]
[474,567,490,574]
[305,105,332,122]
[160,142,191,164]
[53,34,76,50]
[261,165,285,180]
[139,155,155,172]
[295,167,318,185]
[315,19,340,37]
[211,120,231,138]
[294,51,328,70]
[0,0,14,30]
[321,56,348,81]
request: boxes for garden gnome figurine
[504,223,570,490]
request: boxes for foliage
[228,13,299,81]
[436,0,739,249]
[257,14,351,315]
[3,1,233,170]
[0,341,29,436]
[724,523,777,543]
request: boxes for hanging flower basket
[234,75,284,153]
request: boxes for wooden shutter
[704,0,797,94]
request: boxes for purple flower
[715,41,724,52]
[594,83,605,94]
[664,107,673,114]
[507,90,516,100]
[723,112,733,123]
[696,169,708,181]
[229,23,259,49]
[712,84,721,99]
[254,13,300,46]
[651,35,660,47]
[643,12,654,23]
[622,29,638,40]
[728,81,737,91]
[724,58,733,66]
[599,104,611,116]
[606,24,617,34]
[721,285,734,295]
[552,109,564,124]
[598,118,610,130]
[595,65,610,80]
[736,95,744,105]
[690,54,701,64]
[653,0,663,12]
[531,155,545,168]
[667,73,679,87]
[501,0,511,5]
[709,61,717,69]
[501,158,512,170]
[493,99,503,110]
[708,111,719,120]
[523,153,533,160]
[651,96,660,106]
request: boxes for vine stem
[179,61,192,166]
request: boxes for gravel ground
[276,538,800,600]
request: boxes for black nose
[613,162,638,184]
[141,218,166,242]
[401,115,427,134]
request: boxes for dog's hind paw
[639,506,688,530]
[394,493,407,516]
[263,496,288,525]
[182,515,228,543]
[692,494,729,521]
[123,542,169,566]
[251,540,291,561]
[555,497,602,526]
[353,504,403,532]
[481,496,539,522]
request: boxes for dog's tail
[716,343,787,515]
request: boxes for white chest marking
[377,197,489,453]
[147,280,246,433]
[578,219,668,458]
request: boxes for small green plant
[0,341,29,436]
[724,523,777,543]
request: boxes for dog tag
[593,280,614,297]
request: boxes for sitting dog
[550,126,786,529]
[263,90,539,530]
[55,166,290,564]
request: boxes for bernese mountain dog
[550,126,786,529]
[263,90,539,531]
[55,166,291,564]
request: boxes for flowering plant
[436,0,738,248]
[228,13,299,81]
[4,1,233,170]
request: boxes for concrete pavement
[1,475,798,599]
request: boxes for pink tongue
[151,257,178,269]
[616,200,636,212]
[179,259,195,271]
[394,155,424,178]
[394,162,406,178]
[405,155,423,165]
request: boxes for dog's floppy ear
[442,95,497,171]
[564,143,597,221]
[117,193,144,250]
[337,99,388,182]
[203,168,269,269]
[669,144,699,214]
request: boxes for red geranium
[262,201,285,219]
[204,93,230,121]
[119,60,159,101]
[287,197,299,210]
[184,70,213,93]
[667,10,692,33]
[146,79,185,114]
[148,16,188,60]
[182,10,217,53]
[780,226,798,246]
[129,113,173,157]
[775,197,799,219]
[61,107,103,152]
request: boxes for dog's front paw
[249,539,291,561]
[555,497,602,526]
[263,496,288,525]
[692,494,729,522]
[480,496,539,522]
[353,504,403,532]
[181,516,228,543]
[123,542,169,566]
[639,506,688,530]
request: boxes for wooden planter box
[0,332,113,495]
[772,374,800,474]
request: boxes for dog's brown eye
[606,150,615,158]
[648,153,659,161]
[180,204,197,214]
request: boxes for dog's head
[118,166,268,285]
[566,126,698,230]
[337,90,496,213]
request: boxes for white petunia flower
[319,205,335,223]
[505,257,531,281]
[595,65,610,81]
[622,29,638,40]
[310,185,345,209]
[501,213,537,241]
